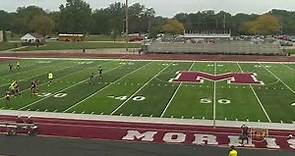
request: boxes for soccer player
[8,63,13,71]
[98,66,103,79]
[240,124,249,145]
[16,61,20,70]
[48,71,53,86]
[228,146,238,156]
[4,90,11,103]
[89,73,95,84]
[31,80,38,95]
[14,81,21,96]
[9,80,17,96]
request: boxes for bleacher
[145,41,285,56]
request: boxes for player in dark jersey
[98,66,103,79]
[89,73,95,84]
[8,63,13,71]
[240,124,249,145]
[14,81,21,96]
[31,80,38,95]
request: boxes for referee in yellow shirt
[228,145,238,156]
[48,71,53,86]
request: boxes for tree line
[0,0,295,38]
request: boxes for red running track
[2,52,295,62]
[0,115,294,151]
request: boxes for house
[21,33,45,46]
[58,34,85,42]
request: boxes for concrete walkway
[0,110,294,130]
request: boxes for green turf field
[0,58,295,124]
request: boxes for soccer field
[0,58,295,124]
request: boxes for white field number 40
[200,98,231,104]
[112,95,146,101]
[38,92,68,98]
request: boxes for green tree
[149,16,166,38]
[0,10,11,31]
[14,6,46,33]
[58,0,92,33]
[29,15,55,36]
[241,14,280,35]
[107,2,124,35]
[91,9,112,34]
[3,30,7,42]
[162,19,184,35]
[270,9,295,34]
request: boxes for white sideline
[282,64,295,71]
[18,63,123,110]
[63,62,152,112]
[237,63,272,122]
[3,56,295,64]
[160,62,195,117]
[260,63,295,94]
[0,110,294,130]
[110,63,172,115]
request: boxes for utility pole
[223,14,226,33]
[125,0,129,52]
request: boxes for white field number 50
[200,98,231,104]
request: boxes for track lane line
[160,62,195,117]
[63,62,152,113]
[9,56,295,64]
[110,63,172,115]
[237,62,272,122]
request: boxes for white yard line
[18,64,124,111]
[0,61,109,100]
[0,62,74,88]
[282,64,295,72]
[213,62,217,125]
[237,62,272,122]
[260,63,295,94]
[63,62,152,112]
[110,63,172,115]
[160,62,195,117]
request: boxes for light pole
[125,0,129,52]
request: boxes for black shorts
[240,134,249,140]
[5,96,10,100]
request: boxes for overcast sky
[1,0,295,17]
